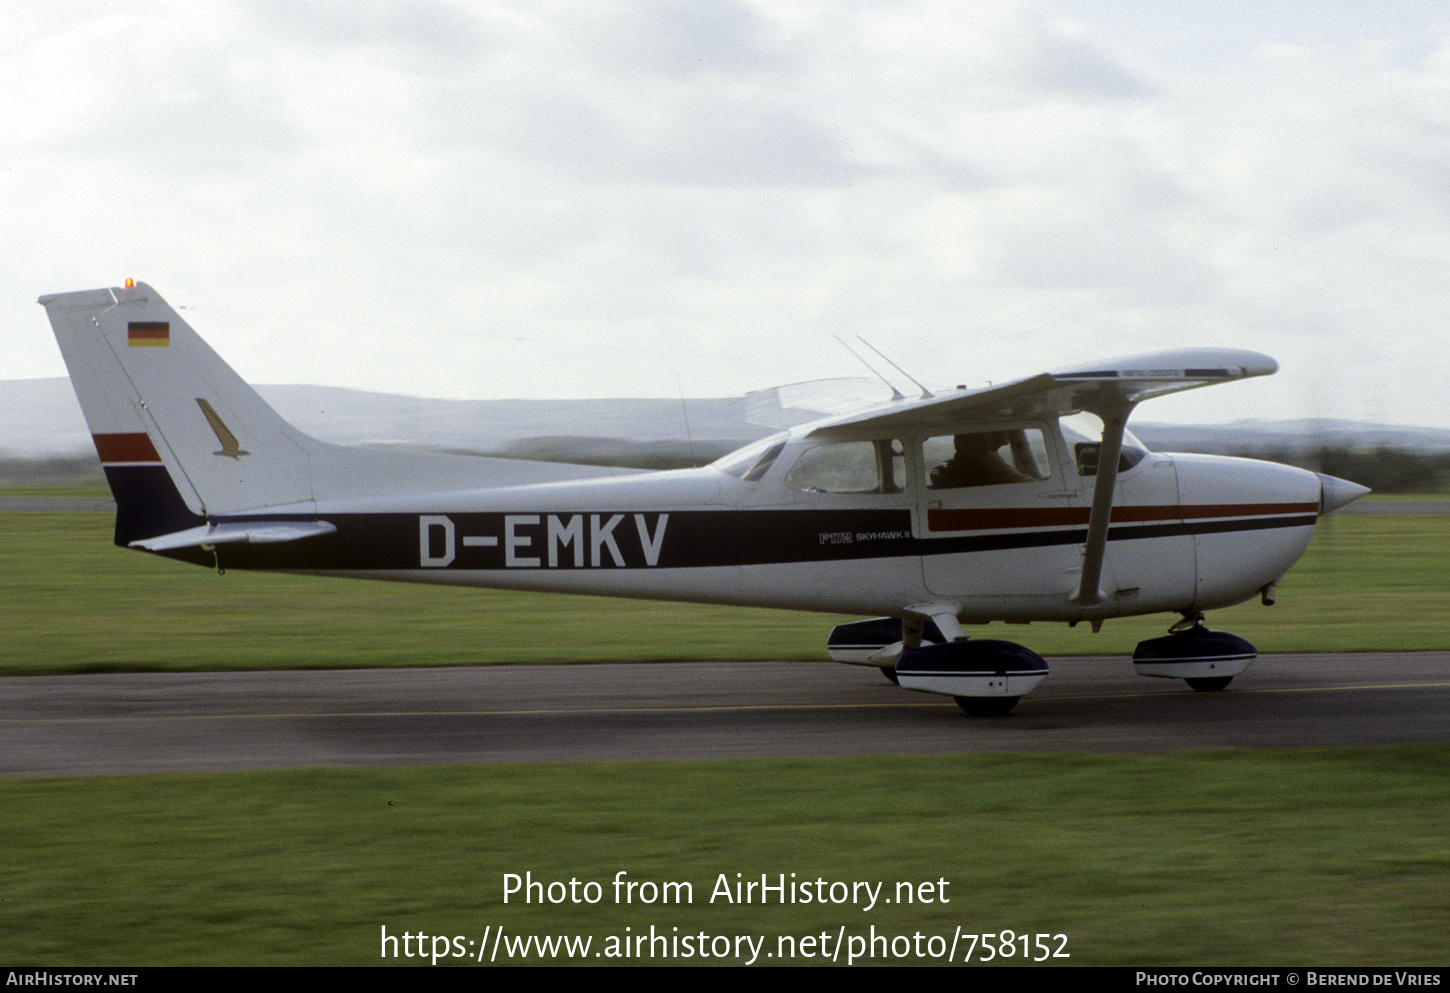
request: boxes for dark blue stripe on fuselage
[202,509,917,571]
[168,508,1316,572]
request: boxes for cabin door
[915,424,1084,610]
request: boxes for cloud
[5,0,1450,431]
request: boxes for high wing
[736,378,895,430]
[803,349,1277,439]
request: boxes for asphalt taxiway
[2,653,1446,777]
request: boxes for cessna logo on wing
[420,513,669,568]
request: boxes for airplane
[40,281,1370,716]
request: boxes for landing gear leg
[880,619,922,685]
[1169,611,1205,634]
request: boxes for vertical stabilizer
[40,283,319,543]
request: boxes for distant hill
[0,378,764,460]
[1132,419,1450,456]
[5,378,1450,463]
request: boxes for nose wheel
[1184,676,1234,692]
[1133,615,1256,690]
[954,695,1021,717]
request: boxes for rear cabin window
[924,428,1049,489]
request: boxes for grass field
[2,511,1447,966]
[1,511,1448,675]
[3,748,1448,966]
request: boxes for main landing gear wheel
[879,666,900,685]
[1185,676,1233,692]
[894,640,1047,717]
[954,695,1020,717]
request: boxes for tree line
[1229,446,1449,495]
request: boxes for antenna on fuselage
[675,372,699,467]
[856,336,934,399]
[834,335,905,401]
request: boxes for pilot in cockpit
[931,431,1034,489]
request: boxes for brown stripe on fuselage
[927,502,1319,532]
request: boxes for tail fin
[40,282,318,545]
[42,281,639,550]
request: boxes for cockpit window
[1060,412,1148,476]
[786,439,904,494]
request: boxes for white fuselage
[242,421,1321,625]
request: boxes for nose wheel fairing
[1131,624,1256,684]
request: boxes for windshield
[710,432,790,481]
[1059,412,1149,475]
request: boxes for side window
[925,428,1049,490]
[786,440,902,494]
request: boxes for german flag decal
[128,321,170,347]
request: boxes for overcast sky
[5,0,1449,430]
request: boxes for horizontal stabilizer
[130,520,336,552]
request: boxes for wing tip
[1052,348,1278,383]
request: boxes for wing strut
[1072,401,1133,608]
